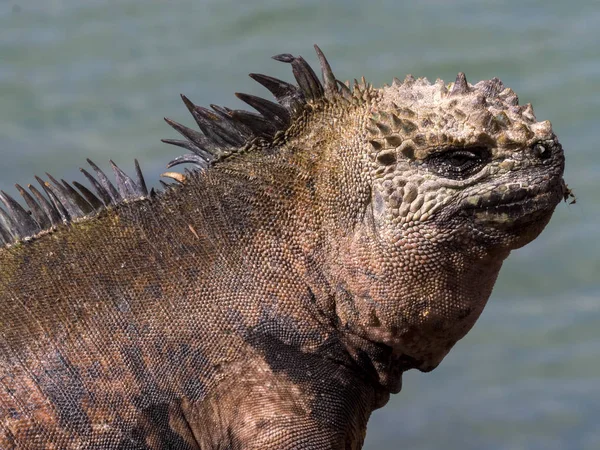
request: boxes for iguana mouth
[462,177,564,225]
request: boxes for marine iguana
[0,45,566,449]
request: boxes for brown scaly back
[0,45,341,247]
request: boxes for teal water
[1,1,598,449]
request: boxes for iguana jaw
[466,177,563,233]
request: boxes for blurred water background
[1,1,598,448]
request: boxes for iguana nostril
[534,143,551,159]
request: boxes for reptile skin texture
[0,46,566,449]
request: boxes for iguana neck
[314,217,510,396]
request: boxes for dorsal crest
[161,45,343,170]
[0,45,343,247]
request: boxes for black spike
[27,184,61,226]
[86,159,122,204]
[0,207,20,241]
[209,104,254,143]
[248,73,305,110]
[160,139,213,162]
[229,110,279,138]
[209,104,231,115]
[80,168,113,206]
[192,104,246,147]
[313,45,337,97]
[15,184,51,230]
[44,174,87,219]
[182,95,245,147]
[235,93,290,127]
[180,95,233,147]
[109,160,144,200]
[134,160,148,197]
[166,153,210,169]
[163,117,219,154]
[47,173,93,215]
[273,53,324,101]
[35,176,70,222]
[59,178,95,214]
[180,94,204,129]
[0,190,40,237]
[72,181,104,210]
[272,53,295,63]
[0,218,11,245]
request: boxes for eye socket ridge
[425,146,490,179]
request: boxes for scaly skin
[0,48,565,449]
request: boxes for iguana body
[0,46,566,449]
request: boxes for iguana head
[368,74,564,251]
[307,55,566,379]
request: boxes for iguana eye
[426,147,489,180]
